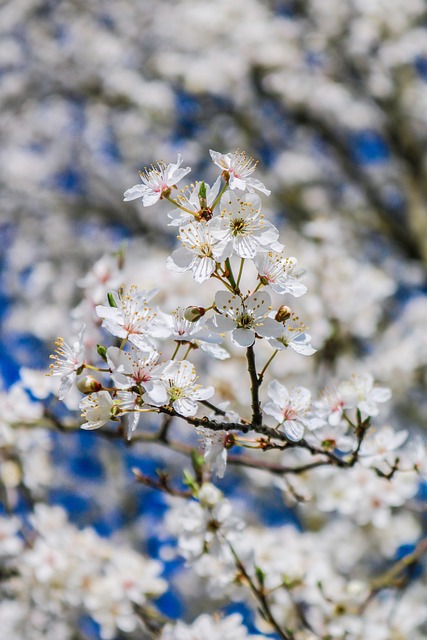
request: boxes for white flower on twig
[152,360,214,417]
[124,154,191,206]
[167,220,228,282]
[264,380,324,441]
[210,149,270,196]
[210,291,282,347]
[210,191,280,259]
[254,250,307,297]
[48,325,86,400]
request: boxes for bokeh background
[1,0,427,637]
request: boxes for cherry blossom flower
[315,387,348,427]
[209,191,280,259]
[267,312,316,355]
[106,346,167,404]
[167,219,229,282]
[264,380,324,441]
[210,149,271,196]
[339,373,392,418]
[48,324,85,400]
[79,391,118,430]
[210,290,282,347]
[96,287,170,350]
[123,154,191,206]
[152,360,214,417]
[254,250,307,296]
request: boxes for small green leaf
[107,292,118,308]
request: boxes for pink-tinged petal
[228,175,247,191]
[289,387,312,413]
[192,257,216,283]
[123,184,148,201]
[283,420,305,442]
[232,327,255,347]
[267,380,288,406]
[263,401,284,423]
[142,192,162,207]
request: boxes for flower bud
[76,376,102,394]
[184,306,206,322]
[275,305,292,323]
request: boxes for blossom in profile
[339,373,392,418]
[124,154,191,206]
[267,312,316,355]
[254,250,307,297]
[48,325,86,400]
[80,391,118,430]
[264,380,324,441]
[210,149,271,196]
[210,291,282,347]
[210,191,280,259]
[195,427,234,479]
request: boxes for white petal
[284,420,305,441]
[232,327,255,347]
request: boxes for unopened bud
[77,376,102,394]
[275,305,292,323]
[184,306,206,322]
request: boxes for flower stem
[171,342,181,360]
[224,258,238,292]
[259,350,278,382]
[236,258,245,288]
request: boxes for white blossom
[124,154,191,206]
[167,219,229,282]
[210,191,280,259]
[254,250,307,297]
[79,391,117,430]
[152,360,214,417]
[210,149,271,196]
[48,325,85,400]
[264,380,324,441]
[210,290,282,347]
